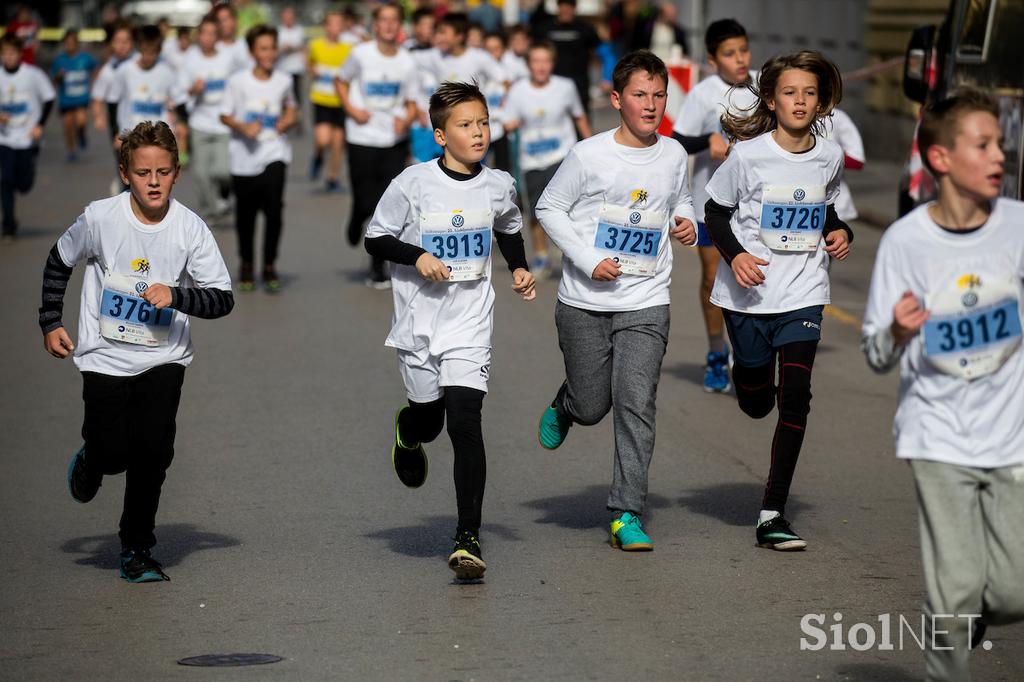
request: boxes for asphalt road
[1,114,1021,681]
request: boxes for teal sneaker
[756,515,807,551]
[538,385,572,450]
[67,445,100,503]
[392,407,427,488]
[610,512,653,551]
[119,548,170,583]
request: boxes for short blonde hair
[118,121,179,171]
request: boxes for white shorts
[396,346,491,402]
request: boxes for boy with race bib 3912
[38,121,233,583]
[535,50,697,552]
[862,90,1024,682]
[703,51,851,552]
[364,81,536,581]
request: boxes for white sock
[758,510,781,526]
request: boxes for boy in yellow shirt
[307,9,351,191]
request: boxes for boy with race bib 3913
[535,50,697,552]
[38,121,233,583]
[862,90,1024,682]
[364,81,536,581]
[703,51,851,552]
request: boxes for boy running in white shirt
[862,90,1024,682]
[0,33,55,240]
[364,81,536,580]
[504,40,591,274]
[179,16,234,221]
[337,2,419,289]
[91,20,134,195]
[703,51,851,551]
[39,121,233,582]
[535,50,697,551]
[220,24,297,292]
[107,25,186,140]
[672,19,759,393]
[822,107,865,222]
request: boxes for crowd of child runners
[7,4,1018,680]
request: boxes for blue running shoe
[119,548,170,582]
[67,445,100,503]
[610,512,653,551]
[538,385,572,450]
[703,350,731,393]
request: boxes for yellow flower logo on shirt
[630,189,649,206]
[131,258,151,275]
[957,274,981,289]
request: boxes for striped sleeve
[38,244,73,333]
[169,287,234,319]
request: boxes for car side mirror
[903,24,937,104]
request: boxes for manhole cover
[177,653,284,667]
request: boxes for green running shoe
[756,515,807,551]
[610,512,653,551]
[448,529,486,580]
[392,407,427,488]
[538,384,572,450]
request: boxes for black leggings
[347,142,408,274]
[232,161,286,269]
[732,340,818,515]
[398,387,486,534]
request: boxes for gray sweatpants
[555,301,669,516]
[911,458,1024,682]
[189,129,230,216]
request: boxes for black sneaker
[392,406,427,488]
[67,445,100,503]
[448,529,486,580]
[971,619,988,649]
[119,548,170,583]
[756,515,807,551]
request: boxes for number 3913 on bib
[420,210,493,282]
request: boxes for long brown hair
[721,50,842,142]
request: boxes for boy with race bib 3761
[38,121,233,583]
[535,50,697,552]
[862,89,1024,682]
[365,81,536,581]
[703,51,851,552]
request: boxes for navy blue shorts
[696,221,713,247]
[723,305,824,367]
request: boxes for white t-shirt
[365,160,522,355]
[822,108,864,222]
[423,47,506,90]
[0,63,55,149]
[107,59,186,133]
[221,69,296,176]
[501,51,529,83]
[216,39,254,74]
[91,56,131,104]
[672,71,759,222]
[161,37,187,72]
[277,24,307,75]
[705,132,843,315]
[505,76,582,172]
[179,48,234,134]
[536,130,695,312]
[862,199,1024,468]
[339,41,418,148]
[56,192,232,377]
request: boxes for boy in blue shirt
[50,29,97,161]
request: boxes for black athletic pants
[398,387,486,534]
[347,142,408,276]
[81,363,186,551]
[232,161,287,269]
[0,145,38,234]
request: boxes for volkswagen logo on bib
[793,188,806,201]
[629,211,642,225]
[135,281,149,294]
[451,214,465,228]
[962,292,979,307]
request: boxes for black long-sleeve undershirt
[704,199,854,264]
[365,231,528,273]
[671,131,711,155]
[39,100,54,127]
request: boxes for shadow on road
[677,482,811,527]
[522,484,672,530]
[60,523,241,569]
[365,515,519,558]
[834,663,919,681]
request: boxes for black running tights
[732,340,818,514]
[232,161,286,269]
[398,387,486,534]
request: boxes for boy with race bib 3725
[862,90,1024,682]
[703,51,851,552]
[364,81,536,581]
[38,121,233,583]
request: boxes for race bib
[923,273,1023,380]
[519,126,563,168]
[99,272,174,347]
[594,205,666,277]
[759,185,826,251]
[201,75,227,105]
[244,98,280,142]
[64,70,89,99]
[420,210,492,282]
[129,97,163,127]
[314,66,340,96]
[0,94,30,128]
[363,73,402,111]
